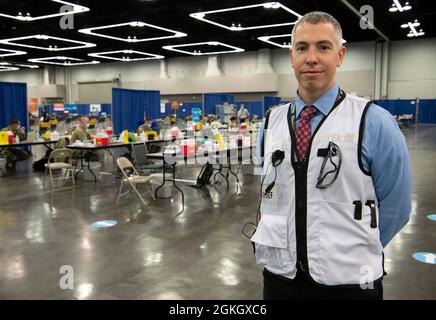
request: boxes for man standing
[238,106,249,123]
[253,12,412,300]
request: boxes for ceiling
[0,0,434,70]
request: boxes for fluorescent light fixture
[0,61,39,69]
[88,50,164,61]
[0,48,27,57]
[389,0,412,12]
[0,66,19,72]
[258,34,292,48]
[190,2,302,31]
[15,63,39,69]
[0,35,96,51]
[162,41,244,56]
[28,56,100,66]
[258,34,346,48]
[79,21,187,42]
[401,19,425,37]
[0,0,89,21]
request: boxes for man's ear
[337,45,346,67]
[290,48,294,68]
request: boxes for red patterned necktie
[296,105,318,161]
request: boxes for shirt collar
[294,83,339,119]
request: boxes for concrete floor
[0,123,435,300]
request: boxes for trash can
[150,173,173,198]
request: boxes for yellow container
[145,131,157,140]
[123,130,129,144]
[0,131,9,145]
[215,133,224,149]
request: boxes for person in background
[70,116,99,161]
[1,120,29,173]
[228,116,238,129]
[41,106,50,122]
[137,118,153,134]
[70,116,93,143]
[238,106,249,123]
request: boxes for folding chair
[116,157,156,207]
[44,149,75,188]
[131,142,162,174]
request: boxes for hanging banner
[53,103,64,111]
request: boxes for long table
[147,144,256,212]
[0,140,58,152]
[66,139,176,181]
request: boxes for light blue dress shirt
[256,83,412,248]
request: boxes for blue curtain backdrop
[163,102,203,119]
[112,88,160,134]
[374,99,416,116]
[177,102,202,119]
[62,104,112,116]
[263,96,281,115]
[203,93,234,115]
[418,99,436,123]
[0,81,27,130]
[101,104,112,115]
[235,101,263,118]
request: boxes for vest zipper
[295,160,308,273]
[287,90,346,279]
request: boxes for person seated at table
[1,119,30,173]
[137,118,153,134]
[70,116,99,161]
[70,116,94,143]
[228,116,238,129]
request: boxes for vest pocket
[251,215,293,272]
[311,200,383,285]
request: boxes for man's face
[10,123,18,131]
[80,118,89,128]
[290,22,345,97]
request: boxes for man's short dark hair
[292,11,343,48]
[10,119,20,125]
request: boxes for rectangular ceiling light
[88,50,164,62]
[389,0,412,12]
[0,61,39,69]
[0,0,89,21]
[258,34,347,48]
[0,48,27,57]
[258,34,293,48]
[0,35,96,51]
[15,63,39,69]
[28,56,100,66]
[0,66,19,72]
[162,41,244,56]
[79,21,187,42]
[401,20,425,37]
[190,2,301,31]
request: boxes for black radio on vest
[264,150,285,194]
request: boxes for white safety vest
[251,93,384,286]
